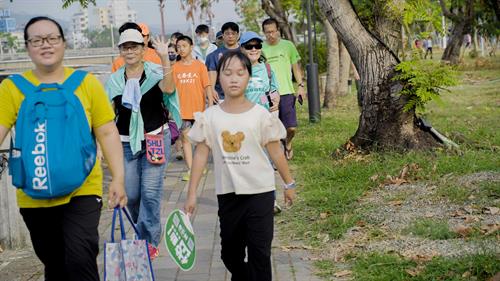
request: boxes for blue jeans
[122,129,171,246]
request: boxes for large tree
[318,0,438,149]
[439,0,475,64]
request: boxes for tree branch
[438,0,459,21]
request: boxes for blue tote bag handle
[110,207,142,242]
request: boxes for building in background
[72,9,88,34]
[108,0,136,27]
[0,0,16,33]
[71,9,90,49]
[96,7,110,29]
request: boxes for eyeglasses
[119,44,142,52]
[243,43,262,50]
[223,31,238,37]
[27,35,62,47]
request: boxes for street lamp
[305,0,321,123]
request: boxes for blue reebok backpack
[8,70,97,199]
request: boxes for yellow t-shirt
[0,68,115,208]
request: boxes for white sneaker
[274,201,282,215]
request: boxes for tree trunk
[373,14,401,55]
[261,0,296,43]
[442,20,467,64]
[318,0,438,149]
[440,0,474,65]
[338,41,350,96]
[323,18,339,109]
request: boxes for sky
[3,0,241,33]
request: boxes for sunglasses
[243,43,262,50]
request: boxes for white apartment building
[96,7,110,29]
[72,9,88,33]
[68,0,138,32]
[109,0,136,27]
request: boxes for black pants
[20,195,102,281]
[217,191,274,281]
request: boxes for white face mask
[197,36,209,44]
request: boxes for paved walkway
[1,156,321,281]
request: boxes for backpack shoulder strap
[8,74,37,98]
[62,70,87,93]
[264,63,273,91]
[265,63,272,80]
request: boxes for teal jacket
[106,61,181,154]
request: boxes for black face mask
[169,54,177,61]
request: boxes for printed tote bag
[104,207,155,281]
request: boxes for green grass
[435,180,500,206]
[403,219,458,240]
[277,55,500,276]
[350,252,500,281]
[313,260,337,278]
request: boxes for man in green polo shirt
[262,18,306,160]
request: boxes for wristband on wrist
[298,83,305,88]
[283,181,296,190]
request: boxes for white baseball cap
[118,29,144,46]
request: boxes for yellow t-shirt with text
[0,68,115,208]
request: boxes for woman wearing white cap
[105,25,182,260]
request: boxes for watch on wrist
[283,181,296,190]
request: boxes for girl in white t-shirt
[184,51,296,281]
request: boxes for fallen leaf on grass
[320,212,329,219]
[345,140,356,152]
[406,252,440,262]
[382,175,408,186]
[370,174,379,181]
[463,216,480,224]
[356,220,367,227]
[334,270,352,277]
[388,200,403,206]
[484,207,500,215]
[451,209,467,218]
[399,165,410,179]
[406,266,424,277]
[453,224,473,237]
[462,271,471,278]
[480,223,500,236]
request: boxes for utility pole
[110,22,115,49]
[159,0,166,40]
[306,0,321,123]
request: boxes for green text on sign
[164,209,196,271]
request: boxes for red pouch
[145,128,166,165]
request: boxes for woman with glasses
[239,31,280,113]
[105,24,181,260]
[111,22,162,73]
[0,17,126,281]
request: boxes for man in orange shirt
[111,22,161,72]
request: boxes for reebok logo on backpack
[8,70,97,199]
